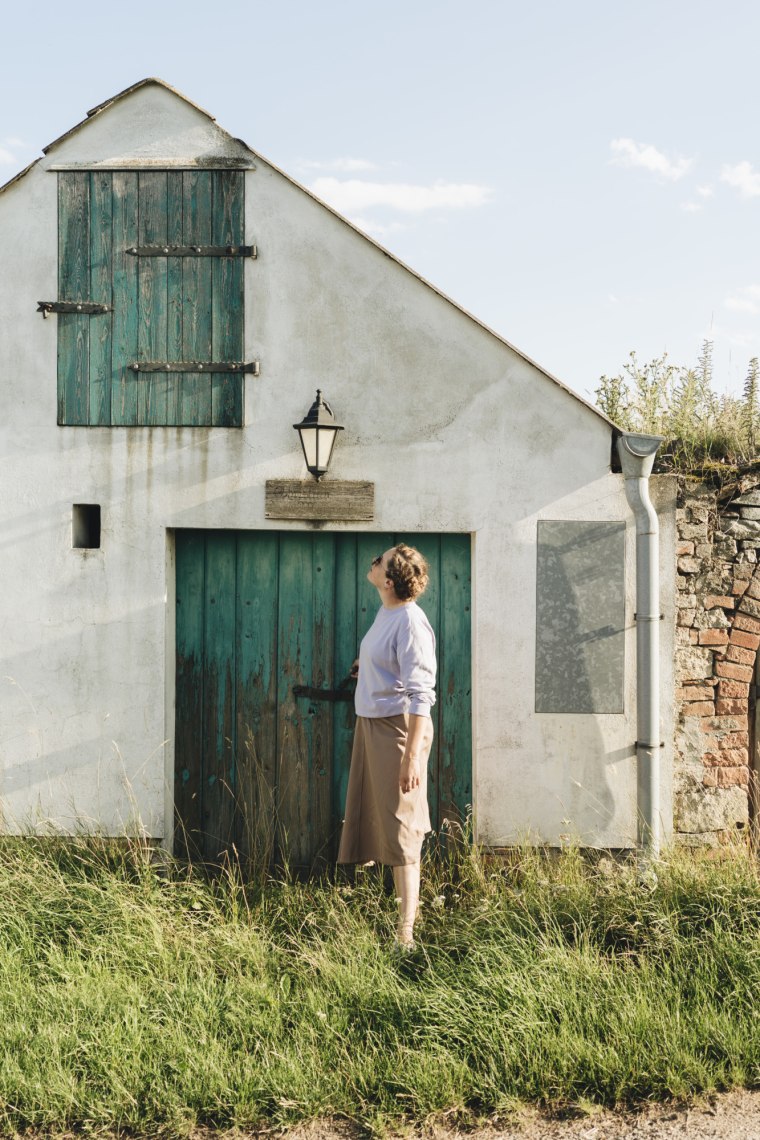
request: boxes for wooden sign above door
[265,480,374,521]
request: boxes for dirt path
[283,1089,760,1140]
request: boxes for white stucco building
[0,79,676,863]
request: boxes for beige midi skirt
[337,713,434,866]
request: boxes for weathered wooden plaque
[265,479,374,521]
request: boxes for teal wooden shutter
[57,171,245,427]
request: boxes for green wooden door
[57,170,245,427]
[175,530,472,868]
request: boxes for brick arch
[674,481,760,844]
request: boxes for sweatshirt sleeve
[395,610,437,717]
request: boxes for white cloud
[696,184,714,198]
[310,177,493,213]
[347,216,405,239]
[3,137,26,148]
[610,137,693,181]
[0,147,17,165]
[680,201,702,213]
[725,284,760,315]
[721,161,760,197]
[299,157,378,173]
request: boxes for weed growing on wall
[0,836,757,1133]
[595,341,760,478]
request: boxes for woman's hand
[400,756,420,793]
[350,658,359,679]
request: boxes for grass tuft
[0,837,757,1134]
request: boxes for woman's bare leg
[392,861,420,946]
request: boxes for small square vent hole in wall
[72,504,101,550]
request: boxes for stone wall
[675,479,760,845]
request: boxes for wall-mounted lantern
[293,390,344,480]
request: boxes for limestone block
[689,507,711,522]
[674,725,716,793]
[676,646,715,680]
[732,489,760,506]
[693,607,731,631]
[739,506,760,521]
[738,594,760,619]
[676,830,721,848]
[674,784,748,833]
[723,519,760,541]
[682,483,715,500]
[679,523,709,541]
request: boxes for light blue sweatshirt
[354,602,437,718]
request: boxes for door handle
[293,674,355,702]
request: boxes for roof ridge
[43,77,216,155]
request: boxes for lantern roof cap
[293,389,344,430]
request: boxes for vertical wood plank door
[174,531,472,869]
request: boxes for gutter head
[617,432,664,480]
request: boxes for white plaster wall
[0,84,676,845]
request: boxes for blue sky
[2,0,759,401]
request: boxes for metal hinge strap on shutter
[130,361,260,375]
[126,244,257,258]
[37,301,113,318]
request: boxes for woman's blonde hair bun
[386,544,429,601]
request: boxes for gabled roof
[0,78,615,430]
[42,78,216,155]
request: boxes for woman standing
[338,543,436,949]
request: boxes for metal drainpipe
[617,432,665,863]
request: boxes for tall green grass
[0,837,757,1135]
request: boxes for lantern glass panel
[320,427,338,470]
[299,426,319,470]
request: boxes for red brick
[721,731,750,749]
[732,612,760,634]
[689,630,700,643]
[717,679,750,699]
[733,579,750,596]
[702,770,718,787]
[677,541,695,556]
[715,661,754,682]
[744,577,760,600]
[730,629,760,650]
[716,766,749,788]
[699,629,729,646]
[726,643,755,666]
[676,685,716,702]
[715,698,750,715]
[682,701,716,717]
[704,595,735,609]
[704,751,731,767]
[718,746,750,765]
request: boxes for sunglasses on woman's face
[371,554,384,568]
